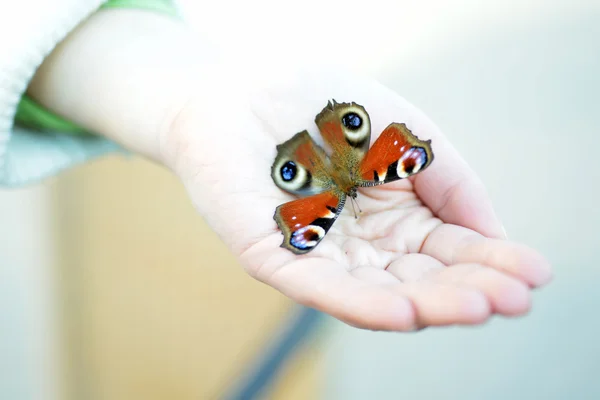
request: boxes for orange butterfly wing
[359,123,434,186]
[274,191,345,254]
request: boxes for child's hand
[27,10,551,331]
[162,64,553,331]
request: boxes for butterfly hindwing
[271,130,333,196]
[274,190,345,255]
[358,123,434,186]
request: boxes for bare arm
[27,9,201,162]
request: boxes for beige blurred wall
[51,154,321,399]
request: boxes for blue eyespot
[280,161,297,181]
[291,233,310,250]
[342,112,362,130]
[290,225,322,250]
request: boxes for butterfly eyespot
[273,157,311,193]
[341,112,362,131]
[396,147,427,178]
[290,225,325,250]
[280,161,297,182]
[342,112,362,131]
[338,107,371,149]
[403,160,416,174]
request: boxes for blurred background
[1,0,599,399]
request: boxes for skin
[27,9,552,331]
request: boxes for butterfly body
[271,100,434,255]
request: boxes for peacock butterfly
[271,100,434,254]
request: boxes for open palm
[162,64,552,331]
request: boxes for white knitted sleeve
[0,0,121,187]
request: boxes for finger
[265,258,417,331]
[387,254,532,317]
[383,258,491,327]
[352,259,490,328]
[397,282,490,327]
[421,224,553,287]
[430,264,532,316]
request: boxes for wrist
[157,61,246,176]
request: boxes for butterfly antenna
[349,197,359,219]
[355,198,363,214]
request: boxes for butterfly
[270,100,434,255]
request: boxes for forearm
[26,8,205,162]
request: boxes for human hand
[161,63,552,331]
[23,6,552,331]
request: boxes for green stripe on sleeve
[14,0,180,134]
